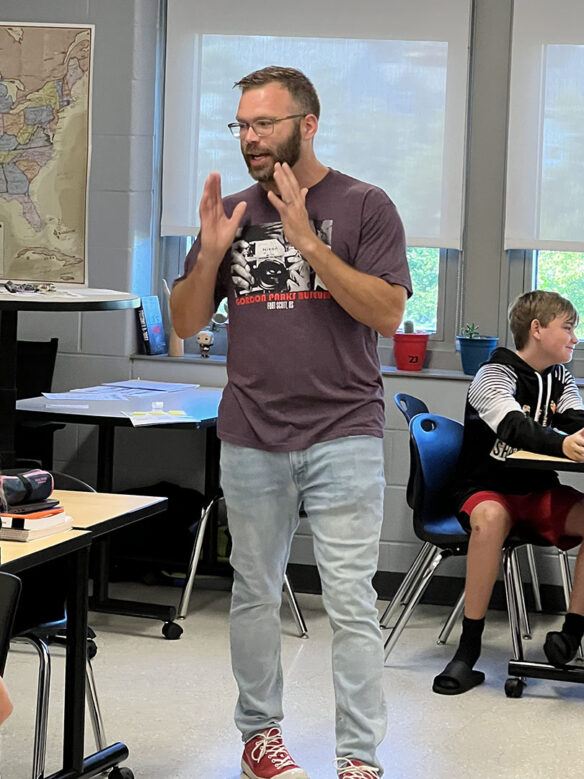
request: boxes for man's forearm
[170,255,219,338]
[303,237,406,337]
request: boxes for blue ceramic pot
[456,335,498,375]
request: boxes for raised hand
[199,172,247,265]
[267,163,316,255]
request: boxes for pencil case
[0,470,54,511]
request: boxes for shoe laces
[335,757,381,778]
[249,727,297,768]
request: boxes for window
[402,248,440,333]
[163,1,470,249]
[534,250,584,340]
[505,0,584,251]
[161,0,471,340]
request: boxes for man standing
[172,66,411,779]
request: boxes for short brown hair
[508,290,579,350]
[234,66,321,119]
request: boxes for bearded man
[171,66,411,779]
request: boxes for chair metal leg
[437,588,465,645]
[503,548,525,663]
[283,574,308,638]
[511,549,532,640]
[558,549,572,610]
[176,497,216,620]
[379,543,436,629]
[85,657,107,750]
[395,542,434,608]
[13,635,51,779]
[557,550,584,660]
[384,547,446,661]
[525,544,543,612]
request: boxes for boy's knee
[470,502,510,538]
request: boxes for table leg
[96,424,115,492]
[89,424,178,630]
[49,545,130,779]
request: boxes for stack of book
[0,499,72,542]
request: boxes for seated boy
[433,290,584,695]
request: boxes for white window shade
[162,0,471,249]
[505,0,584,251]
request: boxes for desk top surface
[53,489,167,532]
[0,528,90,572]
[17,385,223,426]
[0,287,139,312]
[1,491,168,567]
[507,450,584,471]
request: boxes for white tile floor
[1,581,583,778]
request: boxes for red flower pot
[393,333,429,371]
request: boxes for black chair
[10,472,112,779]
[15,338,65,469]
[176,493,308,638]
[0,572,22,676]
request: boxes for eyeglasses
[227,114,307,139]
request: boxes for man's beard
[242,121,302,183]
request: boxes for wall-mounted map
[0,22,93,285]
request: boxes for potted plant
[393,320,429,372]
[456,322,498,375]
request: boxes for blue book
[137,295,167,355]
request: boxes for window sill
[132,352,473,380]
[131,353,584,388]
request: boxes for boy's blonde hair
[509,290,579,350]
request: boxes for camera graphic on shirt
[248,256,290,293]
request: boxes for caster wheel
[108,767,134,779]
[162,621,183,640]
[87,639,98,660]
[504,677,526,698]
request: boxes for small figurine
[196,329,214,358]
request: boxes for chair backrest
[394,393,429,424]
[16,338,59,400]
[409,413,468,547]
[51,472,96,492]
[0,572,22,674]
[394,394,431,508]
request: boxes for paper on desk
[43,386,153,401]
[104,380,199,392]
[122,410,199,426]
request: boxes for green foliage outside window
[536,251,584,341]
[401,247,440,333]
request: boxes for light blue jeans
[220,435,386,771]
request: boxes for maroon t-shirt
[179,168,412,452]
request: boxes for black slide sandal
[432,660,485,695]
[544,631,579,667]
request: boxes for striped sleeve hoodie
[454,346,584,510]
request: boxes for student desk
[17,388,223,635]
[505,450,584,687]
[16,385,222,494]
[0,528,131,778]
[52,489,179,637]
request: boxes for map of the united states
[0,23,92,283]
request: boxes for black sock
[561,612,584,643]
[452,616,485,668]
